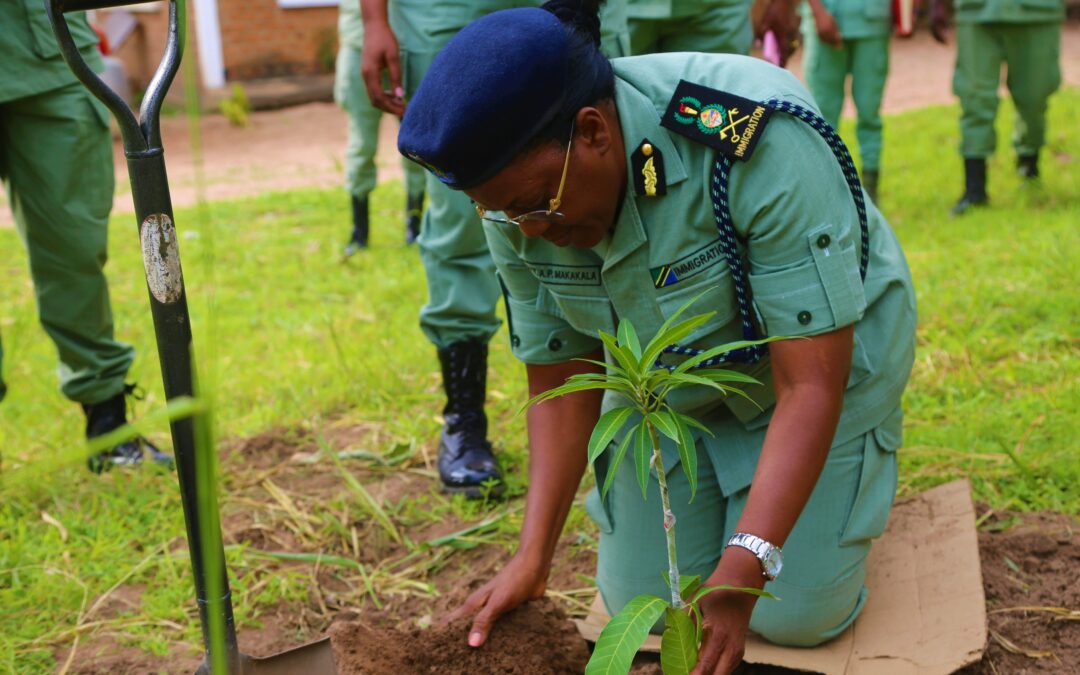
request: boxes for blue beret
[398,8,568,190]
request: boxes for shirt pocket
[23,0,98,60]
[749,223,866,338]
[543,284,617,338]
[498,275,601,364]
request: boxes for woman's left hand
[690,548,766,675]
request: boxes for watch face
[763,548,783,579]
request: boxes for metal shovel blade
[194,637,336,675]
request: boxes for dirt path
[2,26,1078,229]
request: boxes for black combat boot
[343,195,369,257]
[436,340,503,497]
[83,385,173,473]
[862,168,880,204]
[1017,153,1039,179]
[405,191,423,245]
[950,158,989,216]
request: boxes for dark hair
[535,0,615,144]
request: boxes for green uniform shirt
[486,53,916,496]
[800,0,891,38]
[628,0,747,19]
[0,0,102,104]
[954,0,1064,23]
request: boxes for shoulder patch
[631,138,666,197]
[660,80,772,162]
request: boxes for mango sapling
[525,294,778,675]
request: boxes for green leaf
[600,427,636,500]
[671,410,698,501]
[673,337,786,374]
[599,331,641,382]
[660,607,698,675]
[647,411,679,442]
[634,423,651,499]
[692,584,778,604]
[520,381,631,414]
[661,572,702,599]
[588,407,636,464]
[617,318,643,360]
[585,594,668,675]
[640,312,715,371]
[672,411,714,437]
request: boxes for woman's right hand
[447,552,550,647]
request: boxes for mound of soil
[958,509,1080,674]
[328,598,589,674]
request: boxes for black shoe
[83,385,173,474]
[405,191,423,245]
[862,168,879,204]
[1017,154,1039,179]
[436,340,503,498]
[343,195,370,257]
[951,158,989,217]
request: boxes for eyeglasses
[475,123,574,226]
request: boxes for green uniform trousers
[334,45,425,201]
[803,32,890,170]
[0,82,133,405]
[587,414,899,645]
[953,22,1061,159]
[628,0,753,55]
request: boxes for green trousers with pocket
[953,21,1061,159]
[803,32,890,170]
[0,82,133,405]
[586,412,899,645]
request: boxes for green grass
[1,90,1078,671]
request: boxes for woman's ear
[575,105,615,156]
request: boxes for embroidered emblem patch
[526,262,602,287]
[662,81,772,162]
[649,239,726,288]
[631,138,666,197]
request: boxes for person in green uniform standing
[800,0,891,201]
[398,2,916,670]
[1,0,167,472]
[930,0,1063,215]
[335,0,426,255]
[358,0,628,497]
[627,0,755,56]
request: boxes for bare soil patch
[62,426,1078,674]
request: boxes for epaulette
[660,80,772,162]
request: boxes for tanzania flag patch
[650,239,725,288]
[660,80,772,162]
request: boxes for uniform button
[511,335,521,348]
[816,234,831,249]
[797,310,812,325]
[548,337,562,352]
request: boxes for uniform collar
[602,77,688,270]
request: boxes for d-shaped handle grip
[45,0,184,154]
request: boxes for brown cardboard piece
[574,480,987,674]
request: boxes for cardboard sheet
[574,480,987,674]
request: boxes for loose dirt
[4,26,1079,228]
[58,422,1079,674]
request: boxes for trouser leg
[335,46,381,201]
[802,29,850,130]
[655,0,754,55]
[849,35,890,171]
[954,23,1004,159]
[628,18,662,55]
[1001,22,1061,158]
[0,83,133,405]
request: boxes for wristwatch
[726,532,783,581]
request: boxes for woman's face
[467,104,626,249]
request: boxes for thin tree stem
[647,422,683,609]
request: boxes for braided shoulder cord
[655,99,870,371]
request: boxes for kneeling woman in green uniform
[398,1,916,670]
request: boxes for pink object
[763,31,782,66]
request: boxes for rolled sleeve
[729,108,868,337]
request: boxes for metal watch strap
[726,532,781,579]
